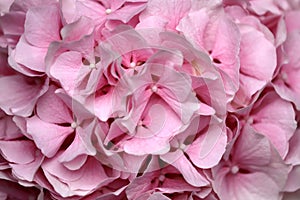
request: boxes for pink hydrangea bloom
[0,0,299,199]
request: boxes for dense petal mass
[0,0,299,199]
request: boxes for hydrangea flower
[0,0,299,199]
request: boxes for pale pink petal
[239,26,276,81]
[232,73,266,108]
[213,125,290,200]
[26,116,74,158]
[10,151,43,182]
[148,193,171,200]
[8,48,44,77]
[285,165,300,192]
[0,75,48,117]
[250,92,297,157]
[232,126,272,166]
[0,11,25,44]
[187,122,227,169]
[36,85,73,124]
[0,0,14,13]
[61,0,106,24]
[13,36,47,72]
[161,150,209,187]
[0,111,22,140]
[58,125,97,164]
[24,4,61,47]
[283,189,300,200]
[49,51,90,96]
[123,102,181,155]
[0,140,36,164]
[215,172,286,200]
[60,154,88,171]
[249,0,281,15]
[176,9,209,48]
[108,2,147,23]
[60,16,94,42]
[89,88,114,122]
[285,130,300,165]
[285,11,300,33]
[126,171,158,199]
[139,0,191,30]
[273,32,300,110]
[42,155,113,197]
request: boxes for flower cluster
[0,0,300,199]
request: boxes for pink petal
[8,49,44,77]
[122,102,181,155]
[26,116,74,158]
[0,140,36,164]
[0,0,14,13]
[139,0,191,30]
[176,9,209,48]
[283,189,300,200]
[215,172,285,200]
[0,111,22,140]
[0,75,48,117]
[13,36,47,72]
[108,2,147,23]
[36,85,73,124]
[285,130,300,165]
[60,16,94,42]
[0,11,25,38]
[71,0,105,23]
[11,151,43,182]
[273,32,300,109]
[161,150,209,187]
[49,51,90,96]
[24,4,61,47]
[239,26,276,81]
[213,125,290,200]
[60,154,88,171]
[89,88,114,122]
[148,193,171,200]
[250,92,297,157]
[187,122,227,168]
[285,11,300,33]
[42,155,112,197]
[285,165,300,192]
[58,125,97,164]
[233,125,271,166]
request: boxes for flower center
[246,116,254,124]
[281,72,288,81]
[179,143,186,150]
[159,174,165,182]
[231,165,239,174]
[151,85,158,93]
[71,121,78,129]
[89,63,96,69]
[105,8,112,14]
[130,62,136,68]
